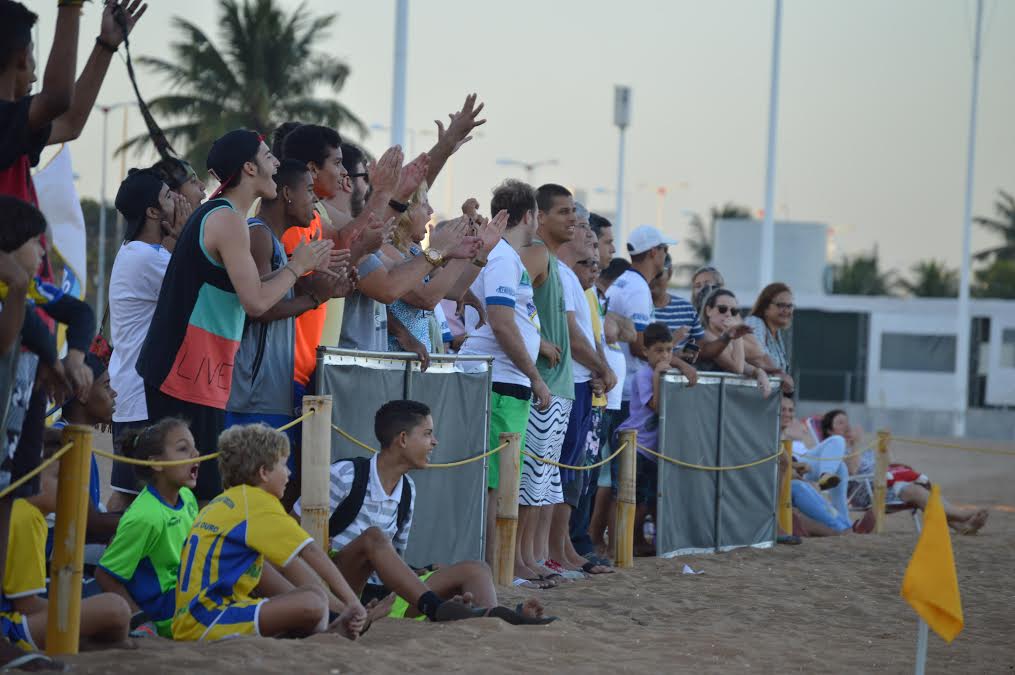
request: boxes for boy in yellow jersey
[1,446,131,653]
[172,424,367,641]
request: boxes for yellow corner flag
[900,484,964,643]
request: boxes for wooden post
[778,439,794,535]
[46,425,92,655]
[493,432,521,586]
[300,395,333,550]
[614,429,638,569]
[873,430,890,534]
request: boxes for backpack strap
[394,476,413,542]
[327,457,371,539]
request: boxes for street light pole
[391,0,409,149]
[613,86,631,247]
[759,0,783,290]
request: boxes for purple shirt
[617,364,659,460]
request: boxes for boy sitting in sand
[616,322,674,556]
[1,443,132,652]
[96,418,201,637]
[172,424,368,641]
[294,400,553,625]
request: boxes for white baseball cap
[626,225,678,256]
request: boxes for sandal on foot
[483,605,557,625]
[818,472,841,490]
[512,577,554,590]
[581,561,614,575]
[434,601,487,622]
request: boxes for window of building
[880,333,956,373]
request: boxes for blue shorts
[559,382,593,488]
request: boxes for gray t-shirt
[339,254,389,352]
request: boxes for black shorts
[144,384,224,501]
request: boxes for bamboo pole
[873,430,890,534]
[614,430,638,569]
[46,425,92,655]
[300,396,332,550]
[493,432,521,586]
[778,439,794,535]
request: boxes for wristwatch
[423,248,445,268]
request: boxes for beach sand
[65,435,1014,674]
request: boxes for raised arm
[26,3,81,131]
[425,94,486,187]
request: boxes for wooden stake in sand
[778,439,794,535]
[493,432,521,586]
[615,429,638,568]
[300,395,333,550]
[873,430,890,534]
[46,425,92,656]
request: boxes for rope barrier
[331,423,508,468]
[791,446,869,463]
[276,410,316,433]
[889,434,1015,457]
[0,443,73,499]
[639,444,782,471]
[520,441,628,471]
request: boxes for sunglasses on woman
[714,304,738,316]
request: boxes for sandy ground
[61,435,1015,674]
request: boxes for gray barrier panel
[316,349,491,569]
[657,373,781,557]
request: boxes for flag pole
[913,513,927,674]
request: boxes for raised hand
[435,93,487,155]
[368,146,404,199]
[290,237,333,276]
[476,209,508,254]
[394,153,430,202]
[347,214,390,262]
[429,217,467,252]
[101,0,148,48]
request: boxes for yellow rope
[520,441,628,471]
[331,423,508,468]
[0,443,73,499]
[889,434,1015,457]
[639,444,781,471]
[276,409,316,433]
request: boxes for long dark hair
[117,417,189,482]
[697,287,736,329]
[751,282,792,319]
[820,409,846,439]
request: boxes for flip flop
[587,554,614,567]
[434,601,488,622]
[818,473,841,491]
[483,605,557,626]
[1,652,65,672]
[581,561,614,575]
[512,577,554,590]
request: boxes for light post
[95,101,134,322]
[391,0,409,148]
[495,158,559,186]
[759,0,783,290]
[613,86,631,247]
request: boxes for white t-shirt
[558,261,593,383]
[108,242,171,422]
[459,240,541,386]
[605,269,653,401]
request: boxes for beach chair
[847,472,921,531]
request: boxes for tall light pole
[759,0,783,290]
[953,0,984,440]
[613,86,631,247]
[495,158,558,186]
[95,101,134,322]
[391,0,409,149]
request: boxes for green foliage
[676,202,752,281]
[830,250,897,296]
[898,259,958,298]
[119,0,365,168]
[973,259,1015,299]
[973,189,1015,263]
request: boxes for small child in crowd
[172,424,367,641]
[96,418,200,638]
[616,322,675,555]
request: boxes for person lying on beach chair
[819,410,988,535]
[1,443,132,654]
[172,424,368,641]
[293,400,554,626]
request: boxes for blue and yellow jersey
[1,499,48,651]
[0,275,63,306]
[173,484,312,639]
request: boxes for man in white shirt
[458,180,550,584]
[107,168,190,510]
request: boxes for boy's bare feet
[328,603,368,640]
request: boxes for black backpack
[327,456,413,542]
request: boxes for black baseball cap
[206,129,263,199]
[115,168,166,241]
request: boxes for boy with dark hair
[173,423,367,641]
[616,322,675,555]
[294,400,553,625]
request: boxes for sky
[32,0,1015,279]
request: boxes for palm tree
[121,0,365,169]
[829,249,897,296]
[898,259,958,298]
[973,259,1015,299]
[973,189,1015,262]
[677,202,752,280]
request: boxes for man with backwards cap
[106,168,194,510]
[136,129,339,502]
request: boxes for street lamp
[613,85,631,246]
[495,157,558,185]
[95,101,135,322]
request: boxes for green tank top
[533,245,574,399]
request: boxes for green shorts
[487,389,532,490]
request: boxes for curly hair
[391,180,430,253]
[217,424,290,489]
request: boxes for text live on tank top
[136,198,245,409]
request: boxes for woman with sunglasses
[697,288,771,395]
[744,282,795,393]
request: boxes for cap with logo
[626,225,678,256]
